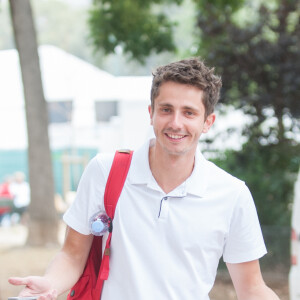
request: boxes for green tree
[195,0,300,144]
[213,141,300,225]
[32,0,93,62]
[195,0,300,225]
[88,0,183,62]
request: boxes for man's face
[149,81,215,157]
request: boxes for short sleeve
[223,183,267,263]
[63,154,113,235]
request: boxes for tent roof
[0,45,152,105]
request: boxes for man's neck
[149,143,196,194]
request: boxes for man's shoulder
[94,152,115,166]
[85,152,115,179]
[205,158,245,188]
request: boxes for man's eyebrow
[157,103,200,111]
[182,105,198,111]
[158,103,173,107]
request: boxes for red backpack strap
[97,150,133,287]
[104,149,133,218]
[68,149,133,300]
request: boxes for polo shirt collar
[185,148,208,197]
[128,139,153,185]
[128,139,208,197]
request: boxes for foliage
[0,0,197,75]
[194,0,245,14]
[0,0,95,62]
[212,140,300,225]
[87,0,245,63]
[88,0,184,62]
[195,0,300,144]
[33,0,92,61]
[195,0,300,226]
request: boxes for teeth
[167,134,184,139]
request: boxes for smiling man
[148,80,215,193]
[9,58,279,300]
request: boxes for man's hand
[9,276,57,299]
[8,227,93,299]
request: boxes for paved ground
[0,224,290,300]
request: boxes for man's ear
[148,105,153,125]
[202,113,216,133]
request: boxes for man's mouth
[165,133,186,140]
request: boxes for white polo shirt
[63,139,267,300]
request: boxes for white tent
[0,45,153,151]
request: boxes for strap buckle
[118,149,131,154]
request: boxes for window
[48,101,73,124]
[95,101,118,122]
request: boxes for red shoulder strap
[104,149,133,218]
[98,149,133,283]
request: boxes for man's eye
[185,111,194,116]
[162,108,171,112]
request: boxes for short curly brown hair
[151,57,222,118]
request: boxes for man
[9,58,280,299]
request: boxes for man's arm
[9,226,94,299]
[226,260,280,300]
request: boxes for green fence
[0,148,98,196]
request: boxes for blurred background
[0,0,299,299]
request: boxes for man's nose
[169,112,182,129]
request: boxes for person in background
[0,175,14,200]
[10,172,30,224]
[0,175,14,226]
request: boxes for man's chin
[163,147,189,157]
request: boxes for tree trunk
[9,0,59,246]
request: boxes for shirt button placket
[158,196,169,220]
